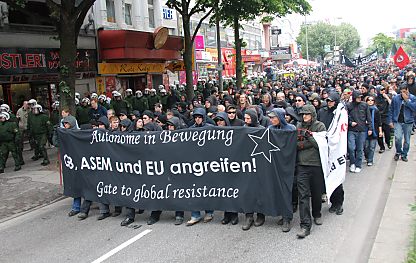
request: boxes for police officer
[124,88,134,107]
[76,98,91,125]
[0,112,21,173]
[28,105,52,166]
[132,90,149,113]
[148,88,160,110]
[110,91,130,116]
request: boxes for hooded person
[213,111,231,127]
[213,111,239,226]
[186,107,214,227]
[318,92,340,129]
[295,104,327,239]
[142,110,163,131]
[347,90,372,173]
[242,108,265,231]
[226,105,244,127]
[268,108,296,131]
[189,107,213,128]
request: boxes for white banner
[313,103,349,200]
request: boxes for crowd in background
[1,60,416,239]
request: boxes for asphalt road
[0,148,396,263]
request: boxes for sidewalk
[0,147,64,223]
[369,138,416,262]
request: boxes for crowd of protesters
[1,59,416,239]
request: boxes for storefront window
[10,83,30,112]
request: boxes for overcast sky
[307,0,415,46]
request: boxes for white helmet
[75,92,81,99]
[81,97,90,105]
[126,89,133,95]
[75,98,80,105]
[160,89,167,94]
[0,112,10,120]
[158,85,165,90]
[33,104,43,113]
[113,91,122,97]
[52,101,60,109]
[136,90,143,98]
[91,93,98,99]
[98,94,106,101]
[28,99,37,106]
[150,88,156,94]
[0,104,10,112]
[144,88,150,94]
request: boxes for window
[148,0,155,28]
[106,0,116,23]
[125,3,132,25]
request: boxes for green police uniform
[110,99,130,116]
[147,94,160,110]
[0,120,21,172]
[76,105,90,125]
[132,96,149,113]
[8,112,24,165]
[28,112,52,165]
[125,95,135,108]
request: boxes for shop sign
[0,48,97,75]
[98,63,166,74]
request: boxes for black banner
[58,127,297,217]
[343,50,378,67]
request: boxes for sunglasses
[227,111,236,114]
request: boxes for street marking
[91,229,152,263]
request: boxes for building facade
[0,0,97,112]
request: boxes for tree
[166,0,215,101]
[3,0,96,114]
[296,21,360,60]
[217,0,311,89]
[366,33,395,56]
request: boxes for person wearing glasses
[226,105,244,127]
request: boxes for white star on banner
[248,129,280,163]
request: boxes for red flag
[394,46,410,69]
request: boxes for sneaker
[394,154,400,161]
[349,164,356,173]
[314,217,323,225]
[282,220,291,232]
[68,210,79,217]
[203,214,213,223]
[97,213,111,220]
[367,162,373,166]
[174,217,184,225]
[355,167,361,173]
[379,149,385,153]
[186,217,201,226]
[402,156,408,162]
[77,213,88,220]
[296,228,310,239]
[336,206,344,215]
[329,205,337,213]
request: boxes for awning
[98,29,183,62]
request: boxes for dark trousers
[99,204,122,215]
[292,172,298,206]
[377,123,391,150]
[329,184,344,207]
[150,210,162,219]
[297,165,324,230]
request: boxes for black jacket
[318,105,337,129]
[347,102,372,132]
